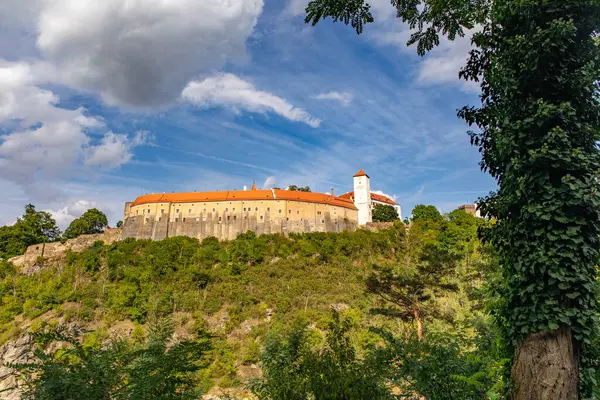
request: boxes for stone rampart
[8,228,122,269]
[122,211,356,241]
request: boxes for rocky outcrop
[8,228,122,272]
[0,334,34,399]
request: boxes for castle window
[255,207,258,211]
[288,210,291,214]
[233,208,235,212]
[322,220,325,223]
[175,218,178,222]
[260,215,264,220]
[188,209,191,213]
[203,208,206,212]
[243,207,246,211]
[267,207,270,211]
[227,216,230,221]
[36,246,39,250]
[234,216,237,220]
[225,208,228,212]
[146,218,149,222]
[136,211,139,215]
[161,209,164,214]
[219,217,222,222]
[183,218,186,222]
[317,211,322,215]
[287,217,289,221]
[279,209,282,214]
[212,208,216,212]
[176,209,180,213]
[297,211,299,214]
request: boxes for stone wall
[8,228,122,269]
[122,210,357,241]
[122,198,358,241]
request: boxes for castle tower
[353,169,372,225]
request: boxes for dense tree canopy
[287,185,311,192]
[411,204,443,222]
[0,205,61,259]
[372,204,399,222]
[63,208,108,239]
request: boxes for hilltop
[0,210,498,398]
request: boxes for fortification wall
[122,199,357,241]
[8,228,122,269]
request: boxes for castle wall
[122,199,357,241]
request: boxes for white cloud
[314,91,353,106]
[86,131,150,170]
[182,73,321,127]
[0,61,146,200]
[32,0,263,107]
[47,199,96,229]
[372,189,397,202]
[263,176,276,188]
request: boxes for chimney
[331,188,335,196]
[243,185,247,191]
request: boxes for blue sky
[0,0,496,227]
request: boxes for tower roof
[251,182,257,190]
[353,169,369,178]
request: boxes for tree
[305,0,600,397]
[287,185,311,192]
[459,2,600,398]
[372,204,399,222]
[10,320,210,399]
[366,222,458,341]
[0,205,61,259]
[249,312,393,399]
[411,204,443,222]
[63,209,108,239]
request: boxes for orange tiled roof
[353,169,369,178]
[339,191,398,206]
[131,189,357,210]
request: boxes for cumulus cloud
[372,189,397,202]
[47,199,96,229]
[314,91,353,106]
[182,73,321,127]
[86,131,150,170]
[0,61,147,199]
[33,0,263,107]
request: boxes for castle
[121,170,401,241]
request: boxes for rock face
[8,228,122,271]
[0,334,34,399]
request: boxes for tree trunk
[413,305,423,342]
[511,325,578,400]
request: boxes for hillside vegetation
[0,208,510,398]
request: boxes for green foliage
[249,311,393,399]
[287,185,311,192]
[367,221,459,339]
[116,220,123,228]
[458,1,600,394]
[11,320,210,399]
[64,208,109,239]
[372,204,399,222]
[411,204,443,222]
[0,205,61,259]
[372,327,508,400]
[304,0,488,53]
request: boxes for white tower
[353,169,372,225]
